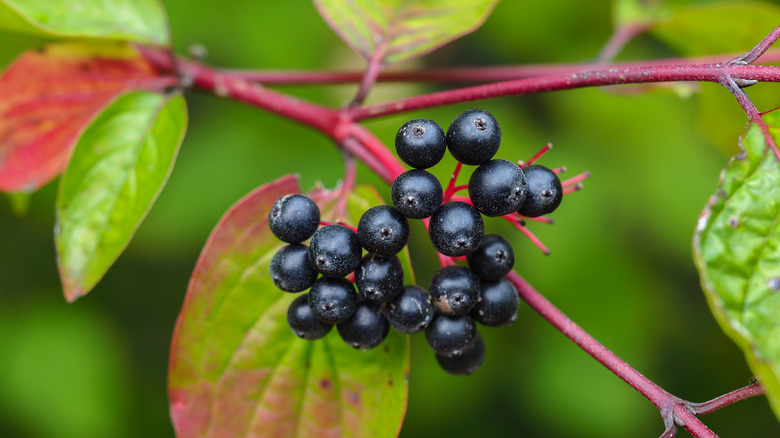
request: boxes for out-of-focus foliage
[1,0,780,437]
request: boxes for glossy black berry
[391,169,443,219]
[337,300,390,350]
[518,165,563,217]
[466,234,515,281]
[269,244,318,292]
[287,293,332,340]
[468,159,527,217]
[429,201,484,256]
[386,285,435,334]
[436,332,486,375]
[395,118,447,169]
[446,109,501,165]
[357,205,410,256]
[429,266,481,316]
[355,254,404,301]
[308,224,361,278]
[308,277,358,324]
[472,278,520,326]
[269,194,320,244]
[425,313,477,357]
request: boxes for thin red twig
[689,381,766,415]
[218,48,780,85]
[521,143,552,167]
[443,162,464,201]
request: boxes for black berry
[466,234,515,281]
[287,293,333,340]
[337,300,390,350]
[518,165,563,217]
[445,109,501,165]
[354,254,404,301]
[395,118,447,169]
[357,205,410,256]
[269,244,318,292]
[390,169,443,219]
[308,224,362,278]
[436,332,486,375]
[429,201,484,256]
[425,313,477,357]
[269,194,320,244]
[468,159,527,217]
[429,266,481,316]
[471,278,519,326]
[308,277,358,324]
[386,285,435,334]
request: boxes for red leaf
[0,42,166,192]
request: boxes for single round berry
[287,293,333,340]
[518,165,563,218]
[269,244,318,292]
[429,266,481,316]
[391,169,443,219]
[387,285,435,334]
[355,254,404,301]
[429,201,484,257]
[269,194,320,244]
[468,159,527,217]
[395,118,447,169]
[445,109,501,165]
[425,313,477,357]
[436,332,486,375]
[308,224,361,278]
[472,278,520,326]
[308,277,358,324]
[466,234,515,281]
[337,300,390,350]
[357,205,410,256]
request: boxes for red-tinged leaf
[314,0,498,66]
[0,41,168,192]
[169,176,410,438]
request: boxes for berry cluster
[268,109,571,375]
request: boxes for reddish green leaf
[314,0,498,66]
[56,91,187,301]
[693,112,780,420]
[169,176,410,438]
[0,41,165,192]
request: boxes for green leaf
[651,1,780,56]
[0,0,170,45]
[314,0,498,66]
[693,111,780,420]
[56,91,188,301]
[169,176,411,438]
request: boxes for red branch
[347,64,780,120]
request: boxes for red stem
[689,381,766,415]
[348,64,780,120]
[218,49,780,85]
[596,22,654,64]
[506,271,717,438]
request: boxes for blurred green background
[2,0,780,436]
